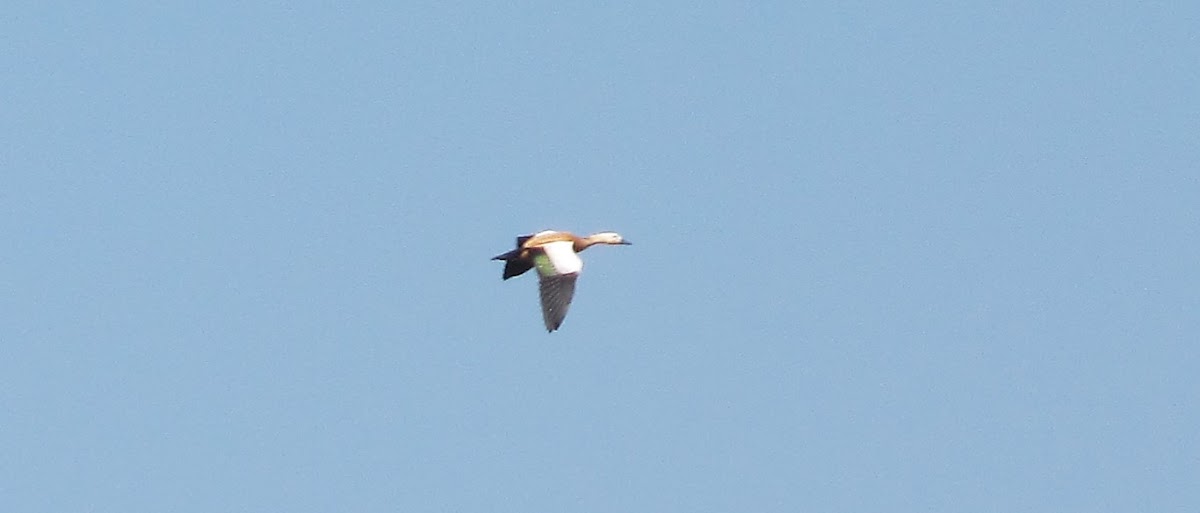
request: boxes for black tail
[492,249,534,280]
[491,249,519,261]
[493,235,535,280]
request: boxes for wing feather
[538,273,578,332]
[538,240,583,275]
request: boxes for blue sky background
[3,2,1198,511]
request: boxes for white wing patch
[538,240,584,275]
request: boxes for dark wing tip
[538,273,578,332]
[502,258,533,280]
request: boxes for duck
[492,230,632,332]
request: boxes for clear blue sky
[4,2,1198,511]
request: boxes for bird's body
[492,230,631,332]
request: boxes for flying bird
[492,230,631,332]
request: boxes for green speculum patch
[533,253,558,276]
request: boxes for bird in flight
[492,230,631,332]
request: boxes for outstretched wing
[532,240,584,332]
[536,240,583,275]
[538,272,578,332]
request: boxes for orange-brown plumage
[491,230,631,331]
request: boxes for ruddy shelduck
[492,230,632,332]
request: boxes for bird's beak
[619,240,632,245]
